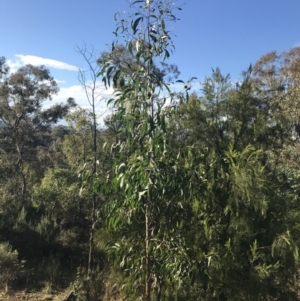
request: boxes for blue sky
[1,0,300,116]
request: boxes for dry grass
[0,288,70,301]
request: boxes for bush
[73,267,106,301]
[0,242,19,292]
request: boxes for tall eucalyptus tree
[98,1,190,300]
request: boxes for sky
[1,0,300,119]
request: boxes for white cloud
[54,79,66,84]
[6,59,23,73]
[52,83,114,104]
[7,55,77,71]
[50,84,115,125]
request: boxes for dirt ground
[0,289,72,301]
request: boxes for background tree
[0,62,75,229]
[76,44,105,278]
[167,67,300,300]
[0,59,78,291]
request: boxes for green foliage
[93,3,300,301]
[0,242,19,292]
[0,61,76,234]
[168,68,300,300]
[73,267,106,301]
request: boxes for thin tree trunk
[76,45,100,279]
[145,202,151,301]
[87,199,95,278]
[87,110,97,278]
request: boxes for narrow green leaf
[128,41,133,56]
[107,66,114,80]
[132,0,144,4]
[149,34,157,43]
[164,49,170,60]
[102,76,107,87]
[132,17,143,34]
